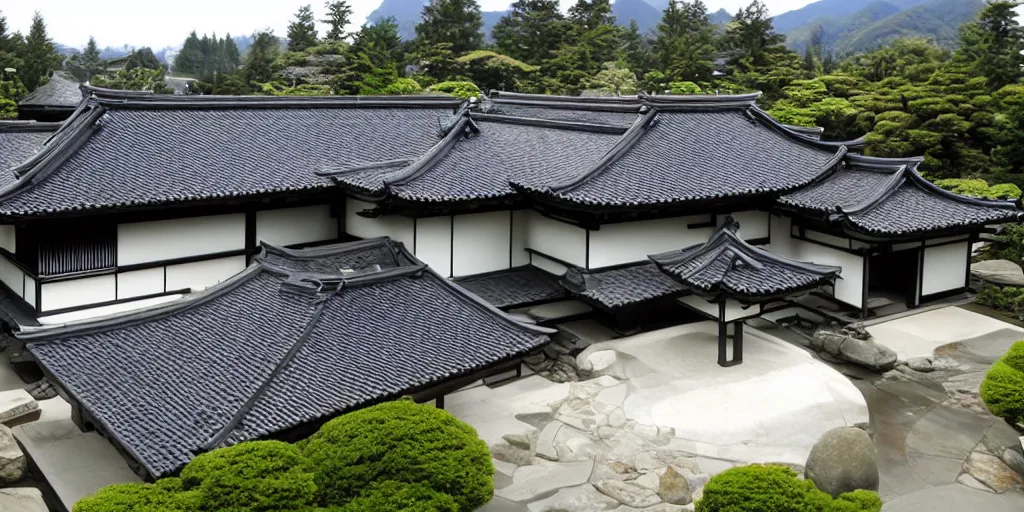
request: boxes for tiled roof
[483,92,643,126]
[0,90,463,217]
[650,220,841,301]
[561,262,688,309]
[778,155,1024,236]
[0,121,60,187]
[454,265,567,308]
[17,72,83,109]
[26,237,550,478]
[512,93,851,209]
[332,114,625,204]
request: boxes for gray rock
[972,260,1024,287]
[496,459,595,502]
[957,472,994,493]
[503,433,532,452]
[658,466,693,505]
[523,353,547,366]
[491,442,533,466]
[595,479,663,508]
[0,390,39,426]
[805,427,879,498]
[1000,448,1024,478]
[535,422,562,461]
[813,330,897,371]
[0,425,26,484]
[964,450,1024,493]
[0,488,47,512]
[906,357,935,373]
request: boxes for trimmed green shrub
[73,483,196,512]
[695,464,883,512]
[1000,340,1024,371]
[426,81,481,100]
[180,440,317,512]
[302,399,493,511]
[981,356,1024,426]
[339,481,459,512]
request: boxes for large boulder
[972,260,1024,287]
[805,427,879,498]
[0,390,39,426]
[0,424,26,484]
[657,465,692,505]
[812,331,897,372]
[963,450,1024,493]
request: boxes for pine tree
[223,35,241,72]
[620,20,656,79]
[125,47,161,70]
[80,37,104,78]
[957,0,1024,90]
[243,31,281,85]
[492,0,565,66]
[22,11,61,91]
[654,0,715,83]
[723,0,788,70]
[415,0,484,56]
[174,31,202,76]
[0,11,24,73]
[288,5,319,52]
[563,0,619,73]
[322,1,353,42]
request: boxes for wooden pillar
[717,302,744,367]
[732,321,744,365]
[436,395,445,409]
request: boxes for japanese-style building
[17,72,84,122]
[1,86,1021,479]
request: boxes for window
[18,223,116,276]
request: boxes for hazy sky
[4,0,819,49]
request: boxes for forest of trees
[1,1,1024,187]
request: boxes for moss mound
[695,464,882,512]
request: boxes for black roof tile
[561,262,688,309]
[0,91,463,217]
[512,94,850,209]
[650,220,841,301]
[778,155,1024,236]
[454,265,567,308]
[18,72,83,109]
[0,121,60,187]
[26,237,550,478]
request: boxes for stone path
[449,320,868,511]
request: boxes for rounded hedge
[695,464,883,512]
[179,440,317,512]
[338,481,459,512]
[73,483,197,512]
[980,359,1024,425]
[301,399,493,511]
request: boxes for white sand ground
[867,306,1024,360]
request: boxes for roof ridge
[640,92,762,110]
[835,166,909,217]
[748,106,865,150]
[470,113,631,134]
[383,116,476,189]
[85,87,466,110]
[490,91,641,104]
[487,97,644,113]
[0,121,63,133]
[545,109,659,194]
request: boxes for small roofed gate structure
[650,219,841,367]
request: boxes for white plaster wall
[922,242,969,296]
[927,235,970,246]
[588,216,712,268]
[453,211,511,277]
[415,216,452,276]
[721,211,769,242]
[0,256,23,298]
[525,212,587,267]
[117,268,165,299]
[38,294,184,325]
[531,252,568,276]
[769,216,864,308]
[344,199,415,248]
[41,274,116,311]
[803,229,850,250]
[23,276,35,309]
[165,256,246,292]
[118,214,245,265]
[0,225,15,253]
[511,210,530,266]
[256,205,336,247]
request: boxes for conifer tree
[223,35,241,71]
[492,0,565,66]
[723,0,788,70]
[22,11,61,91]
[620,20,656,79]
[654,0,715,83]
[0,10,22,73]
[243,31,281,85]
[322,1,353,42]
[956,0,1024,90]
[66,36,104,82]
[288,5,319,52]
[415,0,484,56]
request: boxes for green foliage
[492,0,565,66]
[66,36,104,82]
[72,483,196,512]
[980,341,1024,426]
[339,481,459,512]
[301,399,493,511]
[259,82,332,96]
[321,1,353,42]
[243,31,282,86]
[173,32,240,83]
[416,0,484,56]
[586,61,638,96]
[933,178,1022,199]
[655,0,715,83]
[957,0,1024,91]
[288,5,319,52]
[179,440,316,512]
[668,81,702,95]
[380,78,423,95]
[456,50,538,91]
[92,68,172,93]
[22,12,61,91]
[427,81,481,100]
[986,224,1024,263]
[695,464,883,512]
